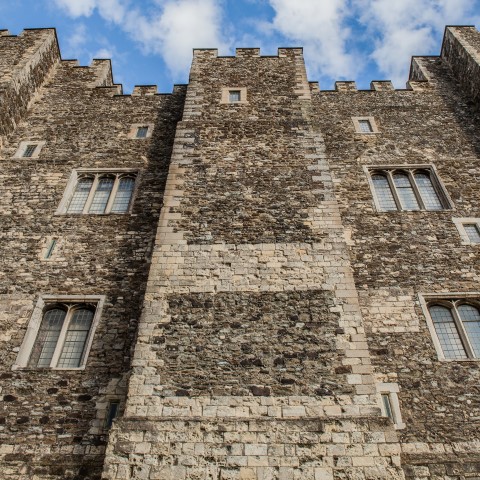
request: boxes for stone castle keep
[0,23,480,480]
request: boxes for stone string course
[0,25,479,480]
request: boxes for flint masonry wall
[102,48,404,480]
[311,27,480,479]
[441,26,480,108]
[2,24,480,480]
[0,29,60,141]
[0,30,185,479]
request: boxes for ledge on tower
[132,85,158,96]
[235,48,260,57]
[335,81,357,92]
[370,81,394,91]
[278,47,303,58]
[193,48,218,58]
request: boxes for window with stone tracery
[427,301,480,360]
[58,170,137,215]
[13,296,105,370]
[367,166,451,212]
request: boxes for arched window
[368,167,450,212]
[457,304,480,357]
[89,176,115,213]
[428,300,480,359]
[29,308,67,367]
[28,303,97,369]
[57,308,95,368]
[67,177,94,213]
[111,176,135,213]
[371,174,397,211]
[64,172,137,214]
[429,305,466,359]
[393,173,419,210]
[414,172,442,210]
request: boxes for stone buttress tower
[102,48,404,480]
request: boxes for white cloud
[66,23,87,51]
[54,0,97,17]
[53,0,229,79]
[355,0,480,86]
[124,0,229,76]
[52,0,480,88]
[266,0,358,81]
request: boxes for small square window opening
[452,218,480,245]
[23,144,38,158]
[105,400,120,429]
[358,119,373,133]
[381,393,395,421]
[229,90,241,103]
[376,383,405,429]
[136,126,149,138]
[352,117,378,134]
[44,239,57,259]
[464,224,480,244]
[14,141,45,159]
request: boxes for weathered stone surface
[0,29,185,479]
[1,24,480,480]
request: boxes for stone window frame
[220,87,248,104]
[352,116,379,134]
[364,164,453,212]
[56,168,139,215]
[128,123,154,139]
[453,217,480,245]
[419,292,480,362]
[376,383,406,429]
[14,140,46,158]
[13,294,105,371]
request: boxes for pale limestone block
[279,467,295,480]
[363,444,380,456]
[324,406,342,416]
[239,468,257,480]
[226,456,248,467]
[327,444,346,456]
[0,445,14,454]
[314,468,334,480]
[245,444,268,456]
[247,456,270,467]
[352,456,375,467]
[347,374,362,385]
[282,406,306,417]
[331,432,350,444]
[278,456,300,467]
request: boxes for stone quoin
[0,25,479,480]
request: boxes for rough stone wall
[0,29,60,141]
[441,26,480,107]
[0,30,186,479]
[102,48,403,480]
[2,24,480,480]
[311,31,480,480]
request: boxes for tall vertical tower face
[103,48,404,480]
[0,29,186,480]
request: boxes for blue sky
[2,0,480,93]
